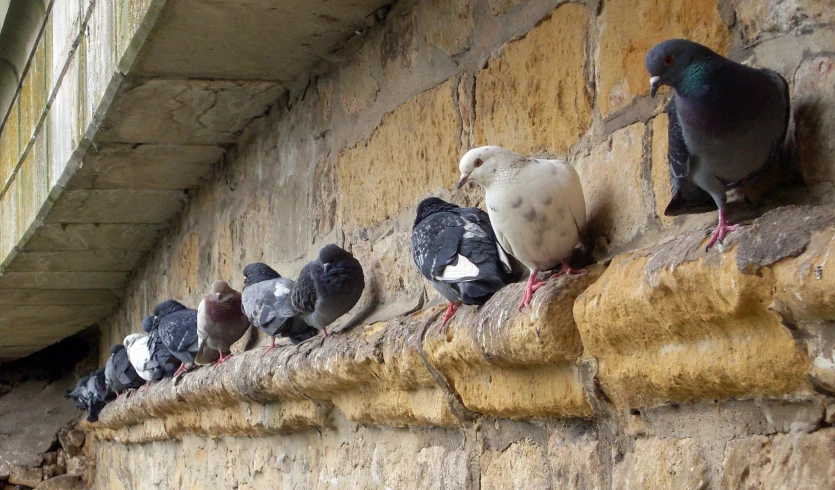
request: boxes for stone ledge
[575,205,835,409]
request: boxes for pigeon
[242,262,317,355]
[139,318,182,382]
[411,197,517,328]
[104,344,145,396]
[645,39,790,250]
[457,146,586,309]
[291,244,365,336]
[196,280,250,365]
[146,301,201,378]
[66,368,111,422]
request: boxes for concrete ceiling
[0,0,391,361]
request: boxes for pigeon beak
[649,76,661,98]
[456,173,469,190]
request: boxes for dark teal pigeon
[645,39,790,250]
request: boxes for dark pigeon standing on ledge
[242,262,317,355]
[196,280,250,365]
[104,344,145,397]
[66,368,111,422]
[151,300,202,378]
[66,373,93,411]
[411,197,517,329]
[645,39,790,250]
[141,315,183,381]
[292,244,365,337]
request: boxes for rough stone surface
[474,3,593,155]
[574,123,648,250]
[613,438,710,490]
[8,465,43,487]
[597,0,730,118]
[794,56,835,201]
[34,474,85,490]
[650,113,675,227]
[721,429,835,489]
[734,0,835,41]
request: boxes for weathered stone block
[474,3,592,155]
[0,100,20,189]
[336,79,460,229]
[574,206,835,409]
[34,474,85,490]
[337,42,379,117]
[19,35,48,148]
[574,123,647,250]
[722,429,835,489]
[650,113,675,227]
[419,0,472,56]
[597,0,729,118]
[734,0,835,41]
[794,56,835,200]
[8,465,42,487]
[424,268,602,419]
[481,440,550,490]
[548,433,605,490]
[613,438,709,490]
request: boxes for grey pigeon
[645,39,790,250]
[104,344,145,396]
[151,300,201,377]
[66,368,111,422]
[196,280,250,365]
[242,262,317,355]
[411,197,517,329]
[291,244,365,336]
[458,146,587,309]
[140,317,183,381]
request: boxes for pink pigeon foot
[172,363,189,379]
[519,268,547,310]
[549,259,586,279]
[262,337,278,357]
[321,327,329,338]
[214,352,231,367]
[439,302,459,330]
[705,210,739,251]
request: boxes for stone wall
[92,0,835,489]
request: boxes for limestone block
[474,3,592,155]
[23,223,167,252]
[19,34,48,147]
[650,113,675,227]
[488,0,526,15]
[423,268,603,419]
[337,42,379,117]
[59,429,86,456]
[734,0,835,41]
[613,438,709,490]
[574,206,835,409]
[116,0,155,64]
[419,0,472,56]
[45,190,188,224]
[481,440,550,490]
[0,99,20,189]
[8,465,42,488]
[34,474,85,490]
[336,79,460,229]
[794,56,835,199]
[47,55,82,188]
[597,0,729,118]
[721,429,835,489]
[574,123,648,250]
[548,433,605,490]
[0,180,19,262]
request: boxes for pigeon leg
[321,327,329,338]
[214,352,231,366]
[439,302,459,330]
[520,268,546,310]
[262,336,278,357]
[172,363,188,378]
[705,210,739,251]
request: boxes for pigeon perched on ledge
[457,146,587,309]
[411,197,517,328]
[66,368,111,422]
[292,244,365,336]
[242,262,317,355]
[104,344,145,396]
[197,280,250,365]
[140,317,181,382]
[151,300,202,377]
[645,39,790,250]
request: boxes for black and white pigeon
[242,263,317,355]
[66,368,111,422]
[645,39,790,250]
[291,244,365,336]
[196,280,249,365]
[104,344,145,396]
[411,197,516,328]
[140,316,183,381]
[150,300,200,378]
[457,146,587,309]
[124,333,161,385]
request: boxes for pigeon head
[124,333,144,349]
[645,39,720,97]
[210,280,236,301]
[141,315,157,333]
[110,344,125,355]
[457,146,525,189]
[414,197,459,227]
[318,244,354,268]
[242,262,280,289]
[153,299,187,318]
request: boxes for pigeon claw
[261,337,278,358]
[214,352,231,367]
[705,211,740,251]
[520,268,547,310]
[439,302,459,330]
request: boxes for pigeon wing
[291,263,318,315]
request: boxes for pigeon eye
[474,158,483,168]
[664,55,674,66]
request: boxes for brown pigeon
[196,280,251,365]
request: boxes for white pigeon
[123,333,155,383]
[457,146,586,309]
